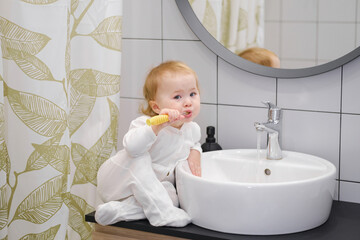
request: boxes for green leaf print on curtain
[69,69,120,135]
[0,0,122,239]
[0,17,50,59]
[63,193,93,239]
[21,0,60,5]
[30,142,70,174]
[4,84,68,137]
[0,185,8,230]
[11,174,67,224]
[71,98,118,186]
[90,16,122,51]
[70,69,121,97]
[8,48,56,81]
[19,224,61,240]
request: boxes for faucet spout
[254,101,283,160]
[254,122,277,133]
[266,131,282,160]
[255,122,282,160]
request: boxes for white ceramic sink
[175,149,336,235]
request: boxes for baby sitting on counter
[95,60,202,227]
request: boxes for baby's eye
[190,92,197,97]
[174,95,181,100]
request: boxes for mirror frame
[176,0,360,78]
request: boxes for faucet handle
[262,101,279,110]
[262,101,281,123]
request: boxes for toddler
[95,61,202,227]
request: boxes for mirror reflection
[189,0,360,69]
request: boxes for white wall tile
[163,40,217,104]
[264,22,280,56]
[281,110,340,171]
[357,24,360,47]
[358,1,360,22]
[340,114,360,182]
[281,23,317,60]
[318,23,356,61]
[282,0,317,22]
[218,105,268,150]
[278,68,341,112]
[319,0,356,22]
[218,59,276,107]
[280,60,316,69]
[264,0,281,21]
[118,98,144,149]
[163,0,198,40]
[122,0,162,39]
[343,56,360,114]
[340,181,360,204]
[121,39,162,98]
[195,104,218,146]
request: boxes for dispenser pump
[201,126,222,152]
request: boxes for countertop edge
[85,201,360,240]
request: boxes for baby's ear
[149,100,160,114]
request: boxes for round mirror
[176,0,360,78]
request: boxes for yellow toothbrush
[146,115,169,126]
[146,112,190,126]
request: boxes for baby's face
[154,73,200,128]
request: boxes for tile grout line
[315,0,319,65]
[339,179,360,184]
[356,0,358,49]
[216,56,219,142]
[338,65,344,200]
[161,0,164,62]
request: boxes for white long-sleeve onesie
[96,116,202,227]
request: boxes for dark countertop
[85,201,360,240]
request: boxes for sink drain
[264,168,271,175]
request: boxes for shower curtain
[190,0,264,54]
[0,0,122,239]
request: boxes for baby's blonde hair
[239,47,279,67]
[141,61,200,117]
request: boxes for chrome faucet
[254,101,282,160]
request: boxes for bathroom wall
[120,0,360,204]
[264,0,360,69]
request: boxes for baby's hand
[187,149,201,177]
[159,109,184,123]
[151,109,184,135]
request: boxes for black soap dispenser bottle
[201,126,222,152]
